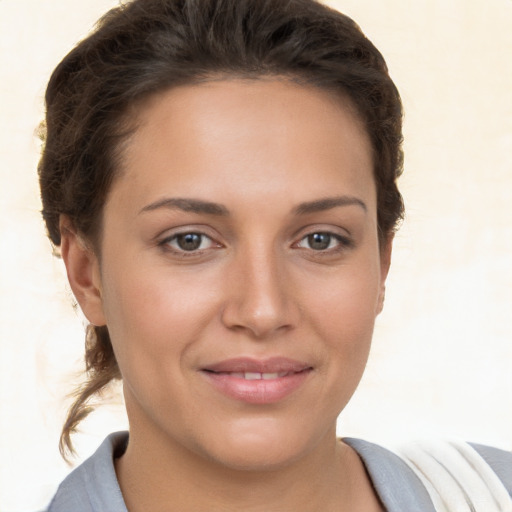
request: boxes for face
[68,79,390,471]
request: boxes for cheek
[100,264,220,373]
[303,260,381,390]
[307,262,381,336]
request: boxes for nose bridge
[222,235,296,338]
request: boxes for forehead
[130,77,369,152]
[111,78,375,218]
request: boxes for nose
[221,244,298,339]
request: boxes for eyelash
[158,229,353,257]
[159,232,220,256]
[294,231,353,254]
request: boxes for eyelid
[291,223,352,242]
[291,225,355,253]
[165,233,214,249]
[157,226,224,255]
[297,233,346,248]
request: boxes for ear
[59,216,106,327]
[376,234,393,315]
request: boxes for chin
[195,419,326,472]
[206,442,304,472]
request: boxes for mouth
[200,357,313,404]
[202,356,311,374]
[205,371,297,380]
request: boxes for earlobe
[59,216,106,327]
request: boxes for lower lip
[201,370,312,404]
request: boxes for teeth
[216,371,292,380]
[244,372,262,380]
[238,372,286,380]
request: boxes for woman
[39,0,511,510]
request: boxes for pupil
[177,233,202,251]
[308,233,331,250]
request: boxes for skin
[61,79,390,511]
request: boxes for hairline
[88,72,376,257]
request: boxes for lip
[200,357,313,404]
[203,357,311,374]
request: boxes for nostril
[220,261,299,338]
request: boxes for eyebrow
[139,195,367,217]
[139,197,229,216]
[293,196,367,215]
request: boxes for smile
[211,371,292,380]
[201,358,313,404]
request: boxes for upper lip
[202,357,312,374]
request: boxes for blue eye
[164,232,214,252]
[297,232,349,251]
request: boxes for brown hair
[39,0,404,459]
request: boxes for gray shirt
[46,432,512,512]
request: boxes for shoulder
[344,438,437,511]
[345,437,512,512]
[45,431,129,512]
[471,441,512,493]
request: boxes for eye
[162,232,216,252]
[296,232,349,251]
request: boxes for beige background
[1,0,511,510]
